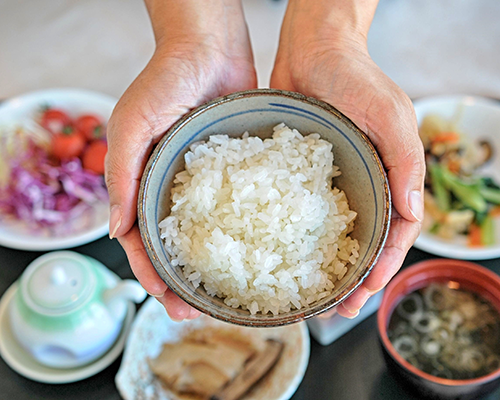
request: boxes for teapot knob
[50,265,67,285]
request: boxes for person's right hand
[105,0,257,321]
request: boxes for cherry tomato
[82,140,107,175]
[75,114,105,141]
[51,128,86,160]
[41,108,72,134]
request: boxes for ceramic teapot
[9,251,147,369]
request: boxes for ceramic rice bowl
[138,89,391,327]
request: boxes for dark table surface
[1,237,500,400]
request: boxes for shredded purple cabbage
[0,138,108,231]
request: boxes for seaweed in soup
[388,282,500,380]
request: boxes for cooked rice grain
[159,124,359,315]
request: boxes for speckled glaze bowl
[138,89,391,327]
[378,259,500,399]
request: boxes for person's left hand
[271,2,426,318]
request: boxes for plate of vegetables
[0,88,116,251]
[413,95,500,260]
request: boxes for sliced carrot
[491,206,500,217]
[447,159,461,174]
[431,131,460,144]
[468,223,483,247]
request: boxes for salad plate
[115,297,310,400]
[413,95,500,260]
[0,88,117,251]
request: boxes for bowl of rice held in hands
[138,89,391,327]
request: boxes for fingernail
[109,205,122,239]
[147,290,166,298]
[408,190,423,222]
[366,287,382,295]
[344,309,360,319]
[153,297,184,322]
[186,309,202,320]
[343,287,371,314]
[166,311,184,323]
[344,301,367,315]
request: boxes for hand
[105,0,257,321]
[271,0,425,318]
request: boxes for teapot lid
[20,251,96,315]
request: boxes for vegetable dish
[420,114,500,246]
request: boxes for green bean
[480,214,495,246]
[429,165,450,211]
[440,167,487,213]
[480,186,500,205]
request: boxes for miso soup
[388,282,500,380]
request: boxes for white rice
[159,123,359,315]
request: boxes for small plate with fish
[115,297,310,400]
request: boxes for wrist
[282,0,379,50]
[145,0,247,49]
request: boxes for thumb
[105,103,155,239]
[386,146,426,224]
[105,91,193,239]
[325,86,426,225]
[367,97,426,224]
[104,55,202,239]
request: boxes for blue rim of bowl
[138,88,391,326]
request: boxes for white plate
[413,95,500,260]
[116,297,310,400]
[0,88,117,251]
[0,281,136,384]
